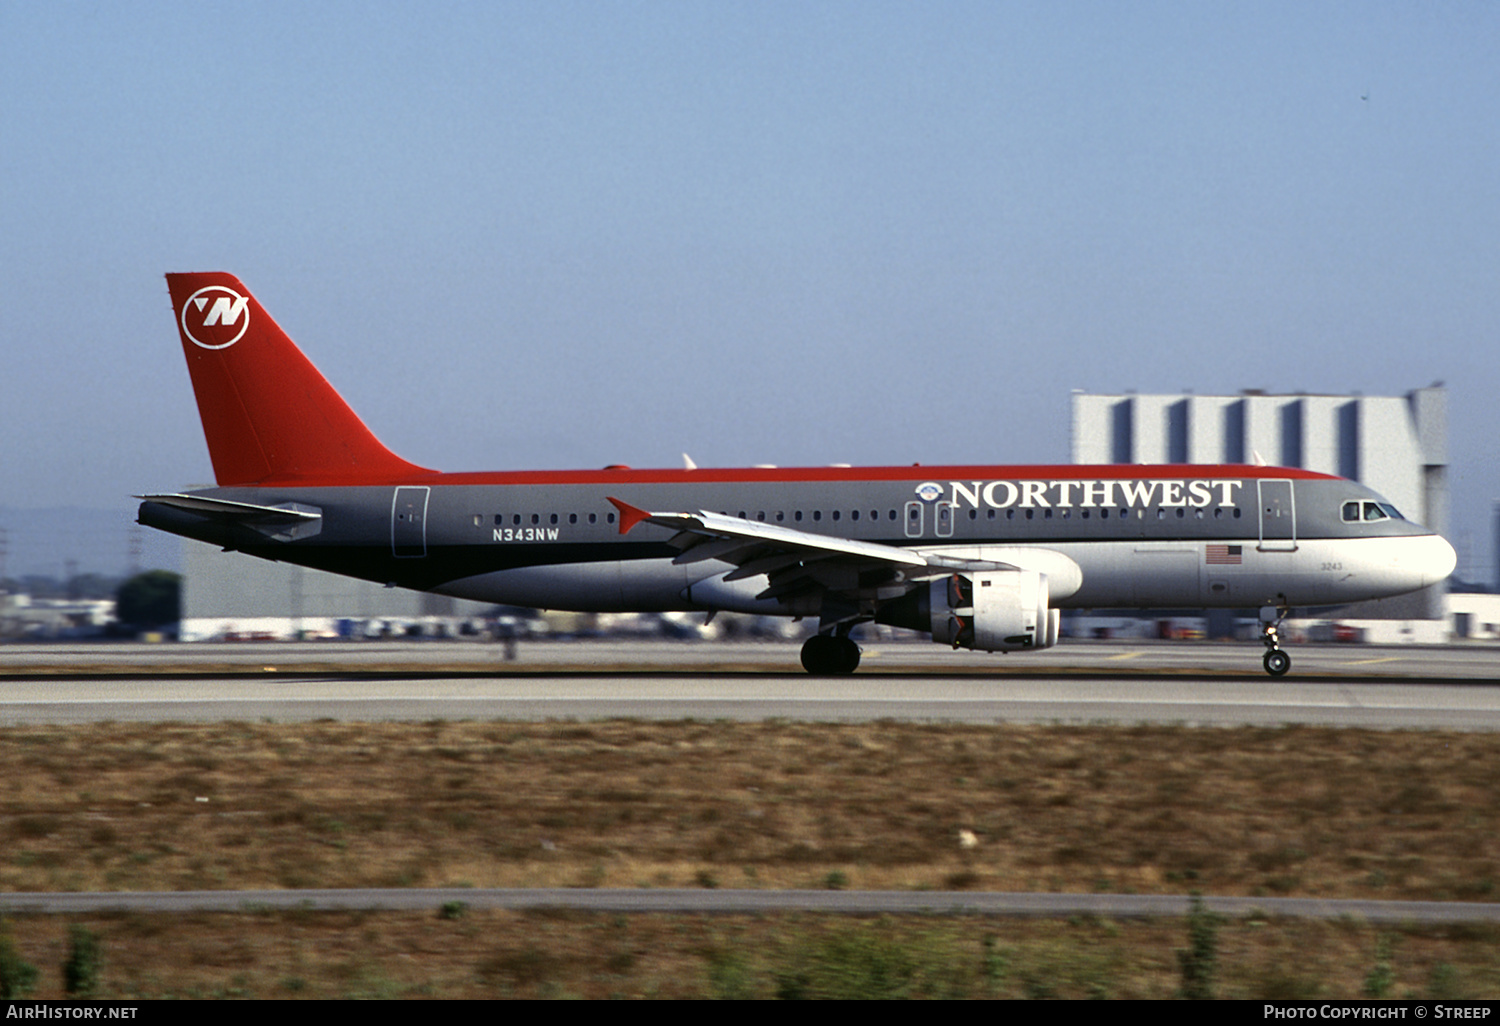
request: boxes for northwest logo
[181,286,250,350]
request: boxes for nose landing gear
[1260,601,1291,676]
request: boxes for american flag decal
[1206,544,1242,565]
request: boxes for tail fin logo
[181,286,250,350]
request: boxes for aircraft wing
[608,497,1014,614]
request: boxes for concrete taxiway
[0,638,1496,727]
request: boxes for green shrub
[0,929,38,999]
[1176,894,1219,1000]
[774,929,915,1000]
[63,924,102,998]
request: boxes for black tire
[836,636,861,674]
[801,634,861,675]
[800,635,834,674]
[1263,649,1291,677]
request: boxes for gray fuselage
[138,464,1452,617]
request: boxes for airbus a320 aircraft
[139,273,1457,676]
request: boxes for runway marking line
[0,695,1438,710]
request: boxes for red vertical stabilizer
[165,272,436,486]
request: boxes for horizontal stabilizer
[136,494,322,542]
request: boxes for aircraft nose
[1424,534,1458,586]
[1366,533,1458,599]
[1395,532,1458,589]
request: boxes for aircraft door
[935,501,955,538]
[1257,479,1297,551]
[904,501,924,538]
[392,486,430,558]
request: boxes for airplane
[138,272,1458,676]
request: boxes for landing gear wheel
[1258,599,1291,677]
[800,634,861,675]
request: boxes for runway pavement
[2,887,1499,923]
[5,635,1499,677]
[0,638,1496,727]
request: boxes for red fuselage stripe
[329,463,1336,489]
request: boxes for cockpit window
[1343,500,1406,524]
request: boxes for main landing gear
[1260,601,1291,677]
[801,631,861,675]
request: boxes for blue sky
[2,2,1497,580]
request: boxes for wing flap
[609,499,931,569]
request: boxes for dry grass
[2,720,1496,898]
[1,910,1497,999]
[1,719,1498,997]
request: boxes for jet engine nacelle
[929,569,1058,652]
